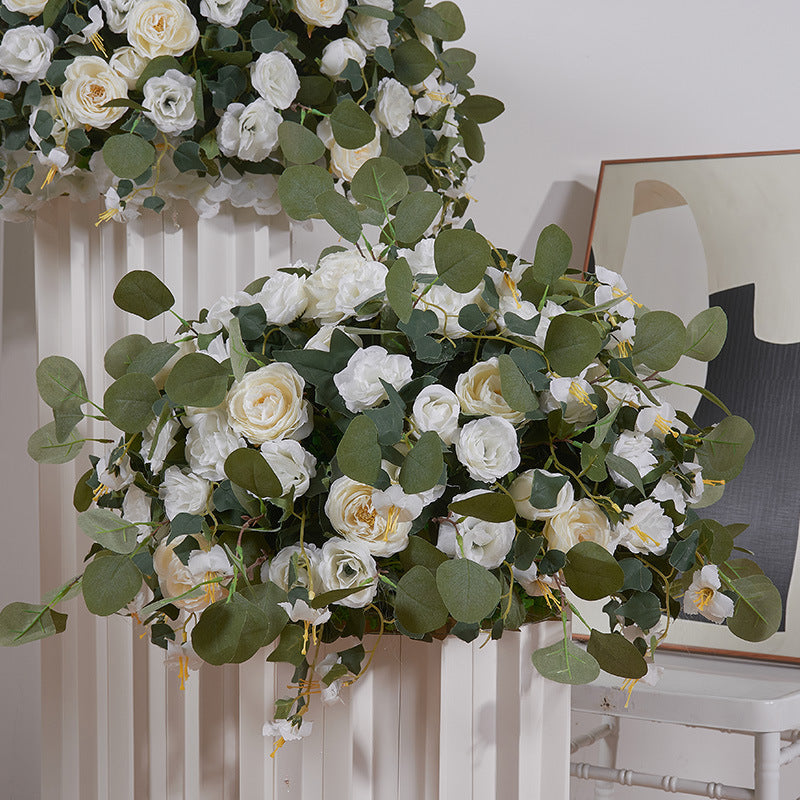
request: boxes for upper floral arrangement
[0,0,497,220]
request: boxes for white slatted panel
[33,200,569,799]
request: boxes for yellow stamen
[269,737,286,758]
[612,286,643,308]
[621,677,640,708]
[464,192,478,203]
[95,207,119,226]
[178,655,188,691]
[41,164,58,189]
[539,581,561,611]
[92,484,111,502]
[631,525,660,548]
[384,506,401,541]
[426,90,450,104]
[568,381,597,409]
[695,586,715,611]
[90,32,107,57]
[502,272,523,309]
[302,620,310,655]
[617,339,631,357]
[653,415,674,437]
[703,479,726,486]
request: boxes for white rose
[304,324,362,352]
[185,407,244,481]
[199,0,249,27]
[153,535,226,612]
[250,51,300,110]
[142,69,197,134]
[126,0,200,58]
[251,271,308,324]
[122,484,153,542]
[651,473,689,514]
[100,0,136,34]
[609,430,657,488]
[195,290,252,335]
[374,77,413,137]
[225,363,311,445]
[411,384,460,446]
[294,0,348,27]
[141,416,180,473]
[0,26,56,83]
[455,416,520,484]
[260,439,317,497]
[29,95,75,147]
[109,46,148,89]
[305,249,387,323]
[510,469,574,521]
[543,498,616,554]
[317,538,378,608]
[615,499,672,556]
[455,358,526,422]
[353,15,390,51]
[158,466,213,519]
[2,0,47,13]
[61,56,129,129]
[217,99,281,162]
[329,124,381,181]
[264,543,322,593]
[334,345,413,413]
[325,476,412,557]
[438,489,515,569]
[542,374,597,426]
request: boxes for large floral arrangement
[0,0,495,220]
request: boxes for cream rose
[250,51,300,110]
[2,0,46,13]
[411,384,460,446]
[0,26,56,84]
[260,439,317,497]
[353,14,390,51]
[325,476,412,557]
[333,345,413,413]
[455,357,526,422]
[60,56,129,129]
[153,535,229,612]
[317,538,378,608]
[293,0,348,28]
[217,99,281,162]
[142,69,197,134]
[320,38,367,79]
[199,0,249,27]
[158,466,213,519]
[543,498,617,554]
[374,77,413,137]
[126,0,200,58]
[510,469,574,521]
[225,363,311,445]
[251,271,308,325]
[109,46,149,90]
[439,489,516,569]
[455,416,520,484]
[317,117,382,181]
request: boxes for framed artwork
[578,150,800,661]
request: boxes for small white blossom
[159,467,213,519]
[217,99,281,162]
[65,6,104,48]
[142,69,197,134]
[455,416,520,483]
[320,38,367,79]
[278,598,332,625]
[262,717,313,742]
[609,430,657,488]
[334,345,413,413]
[683,564,735,624]
[615,500,673,556]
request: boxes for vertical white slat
[273,660,305,797]
[371,636,401,797]
[438,637,473,799]
[183,667,201,800]
[239,657,274,799]
[320,664,353,798]
[519,624,545,800]
[349,646,375,800]
[495,633,521,800]
[148,644,168,800]
[298,678,324,800]
[165,663,186,800]
[472,636,499,797]
[222,664,240,800]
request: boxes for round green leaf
[544,315,603,377]
[696,415,755,481]
[632,310,687,372]
[727,575,782,642]
[113,270,175,320]
[380,119,426,166]
[238,582,289,646]
[395,565,449,634]
[350,156,409,212]
[393,39,437,85]
[457,94,505,123]
[135,55,183,91]
[330,98,376,149]
[127,341,179,378]
[435,558,502,624]
[164,352,229,408]
[82,555,142,616]
[439,47,476,83]
[0,602,67,647]
[684,306,728,361]
[102,134,156,180]
[104,372,159,433]
[27,421,83,464]
[36,355,87,409]
[278,120,325,164]
[448,491,516,523]
[192,593,272,665]
[277,164,335,221]
[434,227,491,292]
[533,224,572,286]
[393,191,443,244]
[458,117,485,162]
[385,256,414,324]
[563,541,625,601]
[497,353,538,412]
[413,2,466,40]
[587,630,648,679]
[336,415,381,486]
[399,536,448,574]
[399,431,443,494]
[531,636,600,685]
[224,447,282,498]
[104,334,151,379]
[77,508,138,554]
[316,189,363,243]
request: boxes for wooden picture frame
[577,150,800,662]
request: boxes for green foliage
[684,306,727,361]
[413,2,466,40]
[394,565,449,634]
[727,574,782,642]
[696,415,755,481]
[385,257,414,323]
[587,630,648,679]
[316,190,363,243]
[36,355,86,412]
[104,373,159,433]
[104,334,152,378]
[531,636,600,685]
[350,157,409,212]
[224,448,282,498]
[435,559,501,624]
[277,164,335,221]
[544,315,602,377]
[434,227,491,292]
[448,491,516,523]
[82,555,142,616]
[562,542,624,601]
[102,135,156,180]
[632,311,687,372]
[164,353,229,408]
[532,224,572,285]
[0,602,67,646]
[336,415,382,486]
[399,431,443,494]
[497,354,538,413]
[393,192,443,244]
[393,39,436,85]
[78,508,138,555]
[27,421,83,464]
[113,271,175,320]
[330,98,376,149]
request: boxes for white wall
[3,1,800,797]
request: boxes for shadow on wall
[519,181,596,267]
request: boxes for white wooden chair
[570,649,800,799]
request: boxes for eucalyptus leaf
[192,593,273,665]
[103,373,159,433]
[434,227,491,292]
[399,536,448,574]
[350,156,409,212]
[696,415,755,481]
[277,164,335,220]
[0,602,67,646]
[413,2,465,40]
[632,311,687,372]
[533,224,572,286]
[449,491,516,523]
[393,191,442,244]
[164,352,229,408]
[399,431,443,494]
[227,317,249,382]
[385,257,414,323]
[278,120,325,164]
[336,415,381,486]
[102,134,156,180]
[224,448,282,498]
[727,575,782,642]
[684,306,727,361]
[497,354,538,412]
[393,39,436,85]
[27,421,83,464]
[587,630,648,679]
[104,334,151,378]
[82,555,142,616]
[316,190,363,243]
[457,94,505,123]
[531,636,600,685]
[528,470,570,509]
[78,508,138,554]
[562,541,624,601]
[394,565,449,634]
[435,558,501,624]
[114,270,175,320]
[330,98,376,149]
[544,315,602,377]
